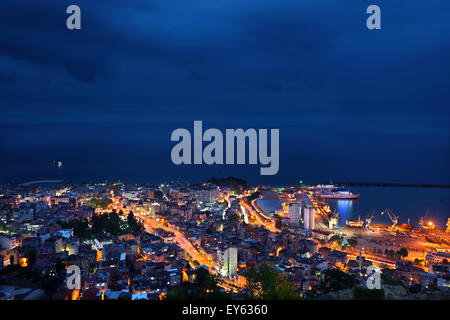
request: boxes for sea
[324,186,450,229]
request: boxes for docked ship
[320,191,359,200]
[346,216,364,228]
[310,184,344,192]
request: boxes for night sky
[0,1,449,185]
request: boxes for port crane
[365,208,399,230]
[364,209,378,229]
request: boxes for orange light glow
[97,250,103,262]
[182,270,189,282]
[71,289,80,300]
[276,247,283,257]
[19,257,28,267]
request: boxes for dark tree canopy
[244,263,299,300]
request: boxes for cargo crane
[364,209,378,230]
[382,208,399,230]
[365,208,399,231]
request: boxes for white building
[193,186,220,202]
[217,247,238,278]
[288,203,301,227]
[302,205,315,230]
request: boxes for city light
[19,257,28,268]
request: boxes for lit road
[331,244,397,268]
[136,214,248,291]
[106,197,245,292]
[136,214,214,269]
[240,200,279,233]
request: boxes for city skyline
[1,180,449,301]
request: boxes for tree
[244,263,299,300]
[275,218,282,230]
[166,268,232,300]
[353,287,385,300]
[86,198,112,209]
[72,218,92,241]
[414,258,425,267]
[127,211,142,233]
[207,177,248,192]
[106,211,122,236]
[319,269,360,293]
[329,235,342,243]
[347,238,358,248]
[153,191,164,199]
[398,248,408,259]
[381,268,404,287]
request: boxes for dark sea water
[325,187,450,229]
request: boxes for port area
[307,193,450,262]
[332,227,449,260]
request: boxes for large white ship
[320,191,359,199]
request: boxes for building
[0,234,19,251]
[192,186,220,203]
[217,247,238,278]
[302,205,315,230]
[426,251,450,265]
[288,203,300,227]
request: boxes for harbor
[307,185,450,261]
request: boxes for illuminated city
[0,1,449,311]
[1,179,449,300]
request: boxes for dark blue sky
[0,1,449,185]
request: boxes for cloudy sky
[0,0,449,185]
